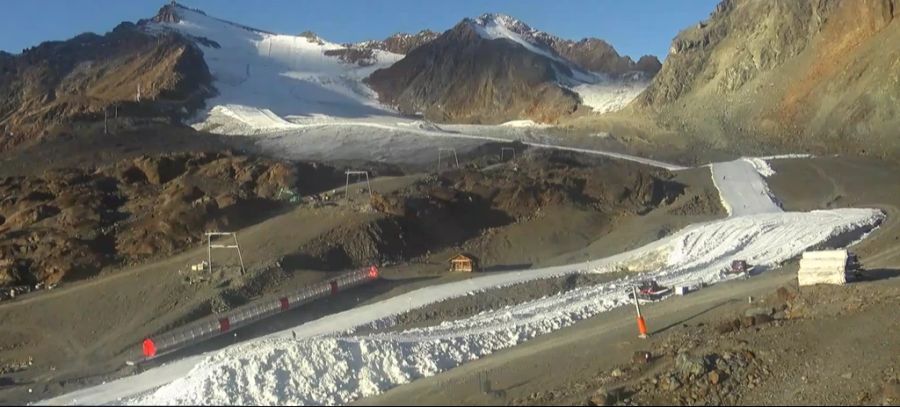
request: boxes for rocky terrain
[0,21,211,153]
[366,20,583,124]
[631,0,900,159]
[325,30,441,67]
[352,30,440,55]
[289,150,685,271]
[468,14,660,79]
[0,152,343,288]
[495,274,900,406]
[552,39,661,79]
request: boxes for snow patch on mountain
[572,80,649,113]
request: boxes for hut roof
[448,253,478,263]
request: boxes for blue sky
[0,1,720,59]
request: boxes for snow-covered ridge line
[470,13,563,65]
[170,3,273,35]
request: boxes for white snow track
[40,156,884,406]
[710,159,783,216]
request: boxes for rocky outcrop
[323,48,378,66]
[152,2,182,24]
[366,21,582,124]
[353,30,440,55]
[542,38,660,79]
[634,0,900,158]
[0,21,212,152]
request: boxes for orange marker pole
[632,286,649,339]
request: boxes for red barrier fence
[140,266,379,360]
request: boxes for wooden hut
[449,253,479,273]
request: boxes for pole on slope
[632,286,649,339]
[233,233,245,275]
[207,233,213,273]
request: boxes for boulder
[675,353,708,378]
[744,306,773,318]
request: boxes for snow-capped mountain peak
[473,13,534,34]
[468,13,562,62]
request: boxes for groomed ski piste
[40,155,884,406]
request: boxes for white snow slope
[572,79,650,113]
[144,6,403,129]
[41,157,883,406]
[710,159,784,217]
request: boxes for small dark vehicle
[629,280,673,302]
[723,259,751,278]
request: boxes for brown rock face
[545,38,661,78]
[0,22,212,153]
[0,153,343,287]
[366,21,581,124]
[635,0,900,158]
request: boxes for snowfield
[145,6,403,129]
[41,156,884,406]
[571,80,649,113]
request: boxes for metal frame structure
[344,170,372,203]
[205,232,245,275]
[138,266,380,361]
[500,147,516,161]
[437,148,460,171]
